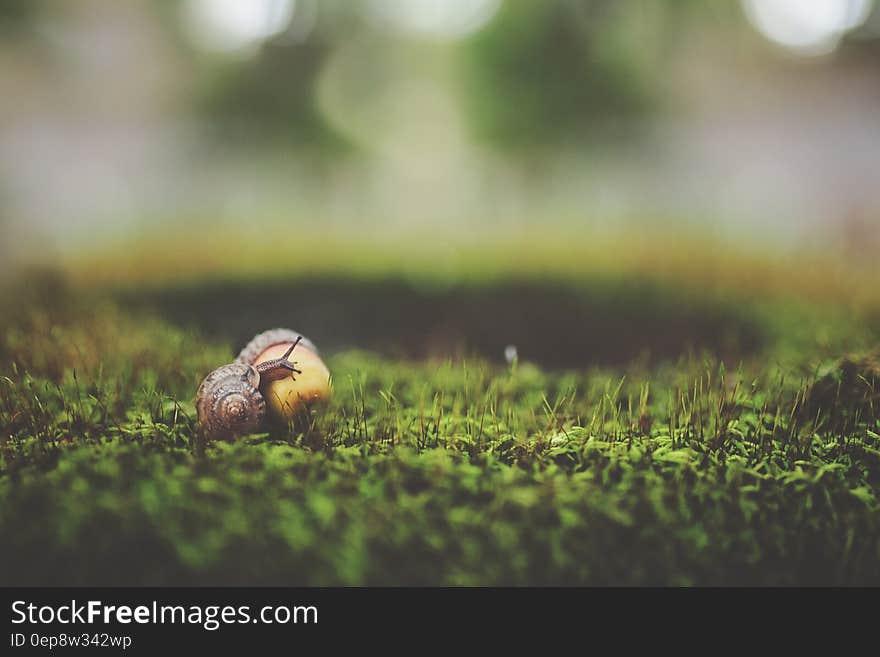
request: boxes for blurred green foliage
[460,1,655,149]
[5,0,865,156]
[194,40,347,150]
[0,0,39,30]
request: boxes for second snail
[196,328,332,440]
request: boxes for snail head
[255,336,303,382]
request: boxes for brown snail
[196,329,332,440]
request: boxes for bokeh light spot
[741,0,873,55]
[181,0,296,54]
[365,0,502,40]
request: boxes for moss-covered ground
[1,234,879,585]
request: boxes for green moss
[1,269,879,585]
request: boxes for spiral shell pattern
[196,362,266,440]
[236,328,317,365]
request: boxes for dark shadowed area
[117,277,764,368]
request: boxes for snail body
[196,328,332,440]
[238,328,332,423]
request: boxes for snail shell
[236,328,317,364]
[196,362,266,440]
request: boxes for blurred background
[1,0,880,275]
